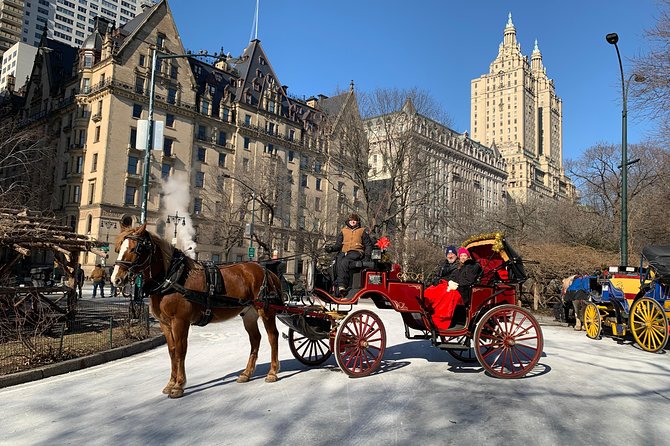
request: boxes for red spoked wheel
[287,329,332,366]
[334,309,386,377]
[474,304,543,379]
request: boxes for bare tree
[632,0,670,143]
[329,87,452,267]
[0,109,55,210]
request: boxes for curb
[0,335,166,389]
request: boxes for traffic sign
[248,247,255,258]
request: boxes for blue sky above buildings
[170,0,660,162]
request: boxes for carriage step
[407,334,432,340]
[436,342,469,350]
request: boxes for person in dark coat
[75,264,84,300]
[325,213,373,296]
[432,245,459,285]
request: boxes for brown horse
[110,224,283,398]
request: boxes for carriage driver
[325,213,373,296]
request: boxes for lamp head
[606,33,619,45]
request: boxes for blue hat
[445,245,457,256]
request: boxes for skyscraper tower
[470,13,574,201]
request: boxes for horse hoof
[236,374,250,383]
[162,386,173,394]
[168,388,184,398]
[265,374,278,383]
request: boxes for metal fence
[0,296,160,376]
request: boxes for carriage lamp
[371,249,382,260]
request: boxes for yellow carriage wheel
[584,303,602,340]
[629,298,669,353]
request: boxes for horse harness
[147,248,279,327]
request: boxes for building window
[156,33,165,49]
[288,150,294,162]
[75,156,83,174]
[243,158,249,172]
[166,113,175,127]
[167,88,177,104]
[314,161,321,173]
[170,64,178,79]
[164,138,173,156]
[197,147,206,162]
[72,185,81,203]
[315,178,322,191]
[243,137,250,149]
[127,156,139,174]
[91,153,98,172]
[135,76,144,94]
[289,129,295,141]
[88,180,95,205]
[315,197,321,211]
[244,114,251,125]
[161,163,170,178]
[125,186,136,205]
[195,171,204,188]
[218,153,226,167]
[197,125,207,141]
[94,126,100,142]
[217,131,226,146]
[139,54,145,66]
[200,98,209,115]
[129,128,137,148]
[132,103,142,118]
[194,197,202,215]
[301,174,308,188]
[300,155,309,168]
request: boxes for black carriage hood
[642,245,670,282]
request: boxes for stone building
[470,13,575,202]
[17,0,360,278]
[366,99,508,246]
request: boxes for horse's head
[110,223,154,288]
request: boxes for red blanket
[424,281,463,330]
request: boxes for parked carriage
[279,232,544,378]
[583,247,670,353]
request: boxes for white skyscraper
[21,0,153,48]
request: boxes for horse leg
[237,308,261,383]
[159,320,178,395]
[166,317,190,398]
[259,308,280,383]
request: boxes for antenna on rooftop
[249,0,260,42]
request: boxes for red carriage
[279,232,544,379]
[112,226,543,398]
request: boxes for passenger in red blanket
[424,247,482,330]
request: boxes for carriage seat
[352,260,376,269]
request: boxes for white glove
[447,280,458,291]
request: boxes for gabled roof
[43,38,78,94]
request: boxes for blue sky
[169,0,661,162]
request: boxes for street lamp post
[606,32,630,266]
[100,219,117,242]
[223,173,257,260]
[140,48,224,224]
[166,211,186,246]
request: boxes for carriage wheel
[334,309,386,377]
[629,298,669,353]
[473,304,543,379]
[584,303,602,340]
[443,335,478,363]
[287,329,332,366]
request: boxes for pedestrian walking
[91,264,106,298]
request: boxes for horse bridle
[115,233,155,278]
